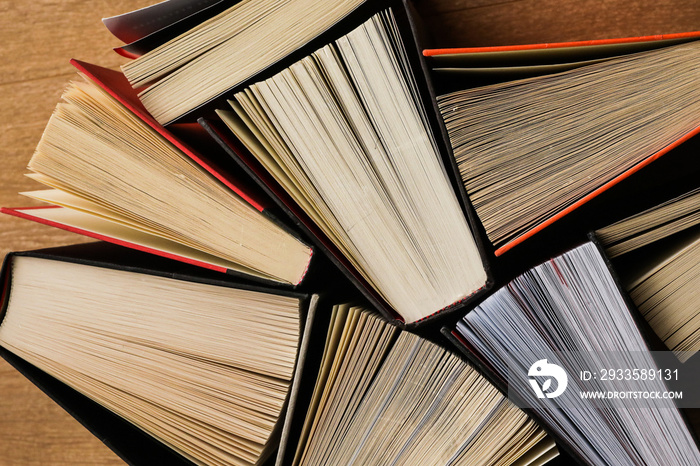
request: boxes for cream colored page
[233,12,486,322]
[28,78,312,285]
[129,0,367,123]
[439,42,700,248]
[0,257,301,466]
[12,206,270,279]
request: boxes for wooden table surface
[0,0,698,464]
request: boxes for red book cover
[1,206,229,274]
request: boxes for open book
[117,0,371,124]
[1,242,556,466]
[281,305,556,466]
[100,0,492,326]
[428,32,700,256]
[449,241,700,465]
[0,243,318,465]
[1,61,312,286]
[597,187,700,361]
[201,3,491,327]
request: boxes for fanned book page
[597,186,700,258]
[597,187,700,362]
[627,235,700,362]
[121,0,368,124]
[0,255,304,466]
[11,74,312,285]
[291,305,556,466]
[437,39,700,255]
[219,10,487,324]
[456,242,700,466]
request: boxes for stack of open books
[2,0,699,465]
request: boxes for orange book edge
[423,31,700,56]
[494,124,700,256]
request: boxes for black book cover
[0,242,322,466]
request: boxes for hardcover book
[197,0,494,328]
[597,186,700,362]
[445,240,700,465]
[2,61,313,287]
[0,242,320,465]
[427,32,700,257]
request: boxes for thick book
[117,0,379,125]
[1,60,314,287]
[0,242,555,465]
[444,239,700,466]
[278,304,558,466]
[0,242,321,466]
[425,31,700,257]
[197,0,493,329]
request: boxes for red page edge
[0,206,228,274]
[69,58,267,213]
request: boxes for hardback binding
[2,60,316,287]
[197,0,494,329]
[0,242,321,466]
[442,235,699,465]
[422,31,700,257]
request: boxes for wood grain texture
[0,0,697,465]
[0,1,154,465]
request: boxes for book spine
[0,253,14,327]
[276,294,320,466]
